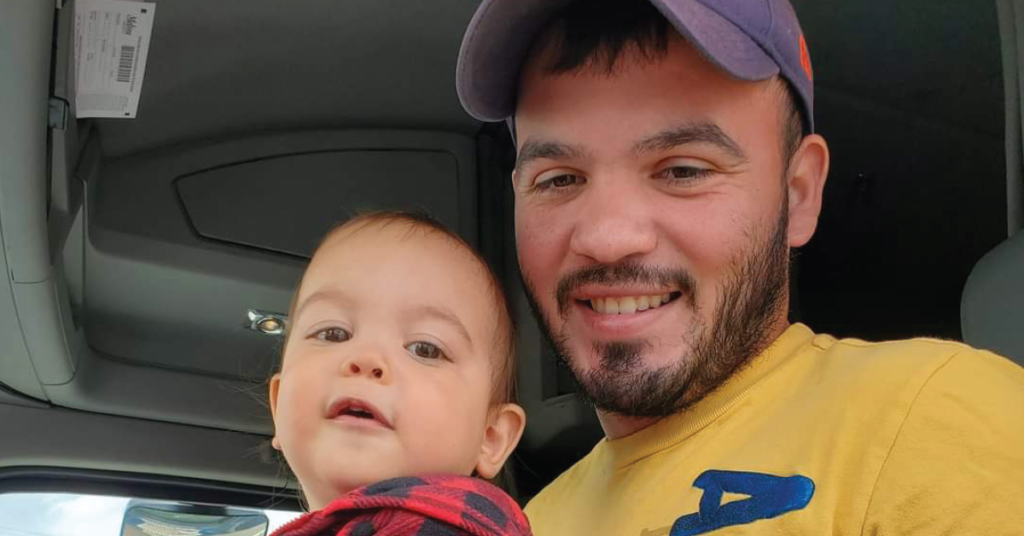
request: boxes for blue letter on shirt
[670,470,815,536]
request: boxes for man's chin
[568,338,686,370]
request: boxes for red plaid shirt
[270,476,533,536]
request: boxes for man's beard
[522,206,790,418]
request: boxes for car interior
[1,0,1022,529]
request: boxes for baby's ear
[268,374,283,451]
[475,403,526,479]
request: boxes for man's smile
[567,288,688,339]
[578,292,683,315]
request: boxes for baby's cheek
[276,385,322,457]
[405,402,485,474]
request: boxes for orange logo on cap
[799,34,813,82]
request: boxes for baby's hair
[279,210,517,406]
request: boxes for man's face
[513,36,794,417]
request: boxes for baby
[268,212,531,536]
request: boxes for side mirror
[120,499,270,536]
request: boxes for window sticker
[74,0,156,118]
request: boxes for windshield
[0,492,301,535]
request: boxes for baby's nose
[348,361,385,379]
[341,354,390,382]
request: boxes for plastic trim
[999,0,1024,235]
[0,0,54,283]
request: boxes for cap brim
[457,0,781,123]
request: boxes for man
[456,0,1024,534]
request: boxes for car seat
[961,230,1024,365]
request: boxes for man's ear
[786,133,830,248]
[475,403,527,479]
[268,374,283,451]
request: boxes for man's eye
[655,167,713,182]
[406,341,445,360]
[536,174,583,190]
[314,327,351,343]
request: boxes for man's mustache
[555,262,699,317]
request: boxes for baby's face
[271,225,503,510]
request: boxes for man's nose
[569,178,657,264]
[340,351,391,383]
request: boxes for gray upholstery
[961,231,1024,364]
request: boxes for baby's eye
[314,327,351,343]
[406,341,445,360]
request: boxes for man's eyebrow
[294,288,353,322]
[515,139,587,171]
[409,304,474,351]
[633,122,748,161]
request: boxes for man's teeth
[590,294,672,314]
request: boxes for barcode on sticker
[117,45,135,83]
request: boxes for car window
[0,492,301,535]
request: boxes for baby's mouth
[327,398,392,429]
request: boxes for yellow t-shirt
[524,324,1024,535]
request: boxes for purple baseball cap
[456,0,815,132]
